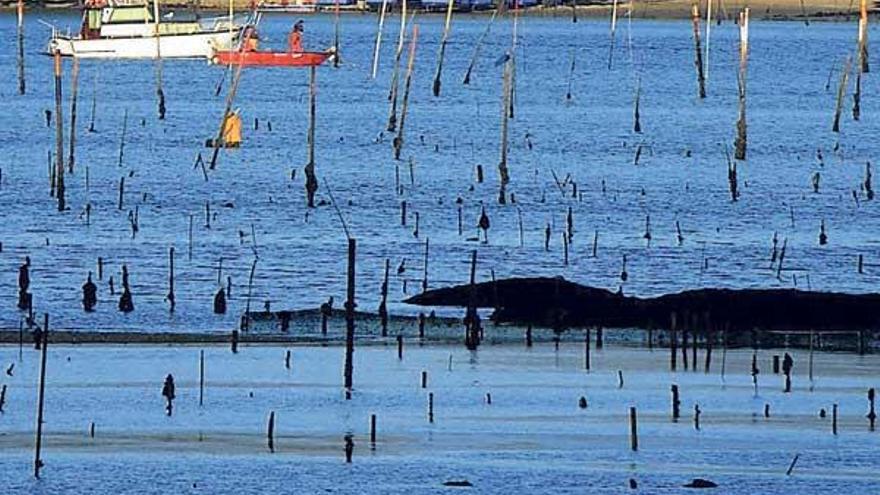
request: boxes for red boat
[211,49,333,67]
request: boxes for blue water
[0,12,878,333]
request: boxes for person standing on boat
[288,20,304,53]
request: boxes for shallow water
[0,13,879,334]
[0,343,878,493]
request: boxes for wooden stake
[428,392,434,423]
[432,0,455,97]
[153,0,166,120]
[633,78,642,133]
[117,109,128,167]
[305,66,318,207]
[370,414,377,446]
[858,0,869,73]
[34,313,49,478]
[167,247,175,312]
[833,56,852,133]
[422,237,429,292]
[88,72,97,132]
[584,328,591,371]
[608,0,619,70]
[462,9,497,85]
[68,57,79,173]
[629,406,638,451]
[53,51,65,212]
[267,410,275,452]
[832,403,838,435]
[394,24,419,161]
[691,2,707,99]
[344,238,356,398]
[734,8,749,160]
[387,0,408,131]
[17,0,25,95]
[498,57,512,204]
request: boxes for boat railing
[199,12,252,32]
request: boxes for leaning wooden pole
[304,66,318,207]
[208,29,252,170]
[68,57,79,174]
[607,0,619,70]
[34,313,49,478]
[691,2,706,99]
[370,0,389,80]
[343,238,356,398]
[463,9,497,85]
[705,0,712,83]
[858,0,869,73]
[17,0,25,95]
[733,8,749,161]
[432,0,455,97]
[394,24,418,161]
[53,51,65,212]
[833,56,852,133]
[387,0,408,131]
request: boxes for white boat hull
[49,29,240,59]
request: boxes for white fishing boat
[47,0,253,59]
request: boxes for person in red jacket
[288,20,304,52]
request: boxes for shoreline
[0,2,871,21]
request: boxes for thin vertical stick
[833,56,851,133]
[188,214,194,261]
[498,57,512,204]
[858,0,869,73]
[629,406,638,451]
[153,0,166,119]
[333,0,341,68]
[394,24,419,161]
[432,0,455,97]
[53,51,65,212]
[17,0,25,95]
[607,0,619,70]
[88,72,97,132]
[34,314,49,478]
[691,2,706,99]
[68,57,79,173]
[344,239,356,398]
[267,411,275,452]
[387,0,408,131]
[705,0,712,83]
[371,0,388,79]
[117,109,128,167]
[734,8,749,160]
[167,246,175,312]
[422,237,429,292]
[305,66,318,207]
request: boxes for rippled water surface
[0,12,878,334]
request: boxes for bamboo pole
[463,9,497,85]
[68,58,79,173]
[498,57,512,204]
[393,24,419,161]
[153,0,166,119]
[705,0,712,83]
[432,0,455,97]
[833,56,851,133]
[371,0,389,79]
[305,66,318,207]
[16,0,25,94]
[33,314,49,478]
[608,0,619,70]
[858,0,869,73]
[691,2,706,99]
[734,8,749,160]
[387,0,408,131]
[53,51,65,212]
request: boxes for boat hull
[211,50,332,67]
[49,30,241,59]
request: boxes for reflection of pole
[34,314,49,478]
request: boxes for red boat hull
[212,50,332,67]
